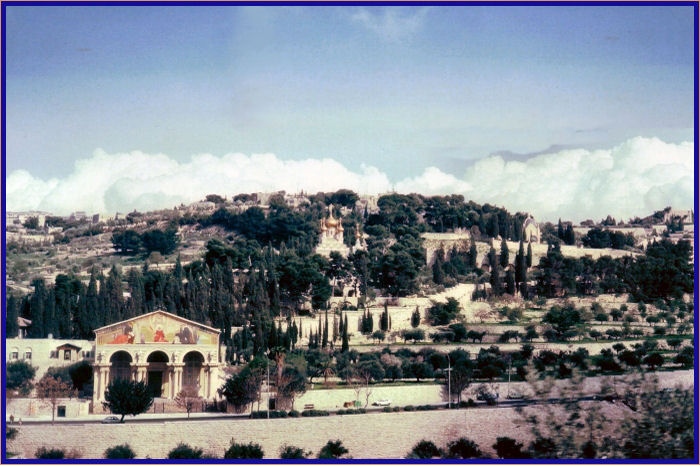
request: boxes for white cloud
[6,137,694,223]
[350,7,430,42]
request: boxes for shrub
[167,443,203,459]
[406,440,442,459]
[301,409,329,417]
[104,444,136,459]
[382,406,393,413]
[250,410,287,419]
[280,445,311,459]
[318,440,349,459]
[288,410,300,417]
[444,437,483,458]
[224,441,264,459]
[403,405,415,411]
[35,447,65,459]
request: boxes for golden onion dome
[326,216,338,227]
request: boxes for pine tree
[500,237,509,268]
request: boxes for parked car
[372,399,391,407]
[101,415,121,424]
[506,390,524,400]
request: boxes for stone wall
[7,409,525,459]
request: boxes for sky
[4,5,696,222]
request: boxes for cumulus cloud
[6,137,694,223]
[350,7,430,42]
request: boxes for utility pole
[506,355,512,399]
[446,356,453,408]
[267,362,270,419]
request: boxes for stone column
[172,363,184,398]
[94,363,111,402]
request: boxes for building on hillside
[315,204,351,258]
[522,216,540,243]
[17,317,32,339]
[92,310,223,406]
[5,337,94,380]
[420,231,471,265]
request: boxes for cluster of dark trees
[535,239,693,301]
[112,228,179,255]
[581,228,636,249]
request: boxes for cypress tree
[322,311,329,349]
[6,294,19,338]
[526,242,533,268]
[29,278,47,338]
[468,240,477,270]
[500,237,509,268]
[411,307,420,328]
[506,269,516,295]
[488,247,502,296]
[515,240,526,286]
[341,315,349,352]
[432,248,445,285]
[333,315,339,342]
[338,315,344,337]
[44,288,57,338]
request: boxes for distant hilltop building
[663,209,694,224]
[522,215,540,243]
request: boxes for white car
[372,399,391,407]
[101,415,121,424]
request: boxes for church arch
[109,351,132,382]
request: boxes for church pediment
[95,310,219,346]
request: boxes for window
[57,406,66,418]
[24,350,32,360]
[50,351,58,359]
[11,351,19,360]
[64,350,72,361]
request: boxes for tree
[6,294,19,338]
[224,441,264,459]
[643,353,664,371]
[371,330,386,343]
[406,440,442,459]
[6,361,37,396]
[111,230,142,255]
[174,384,202,419]
[444,437,484,458]
[218,359,265,412]
[526,242,533,267]
[341,315,349,352]
[493,437,530,458]
[167,444,203,459]
[104,444,136,459]
[500,237,509,268]
[411,307,421,328]
[443,357,473,403]
[102,379,154,423]
[318,440,350,459]
[280,445,312,459]
[428,298,461,325]
[276,365,307,410]
[35,375,76,424]
[35,447,65,459]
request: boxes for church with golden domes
[315,204,365,258]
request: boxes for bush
[250,410,287,419]
[382,406,393,413]
[406,440,442,459]
[403,405,415,411]
[36,447,65,459]
[167,443,203,459]
[224,441,264,459]
[288,410,300,417]
[301,409,330,417]
[104,444,136,459]
[280,445,311,459]
[318,440,350,459]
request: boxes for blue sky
[4,4,696,220]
